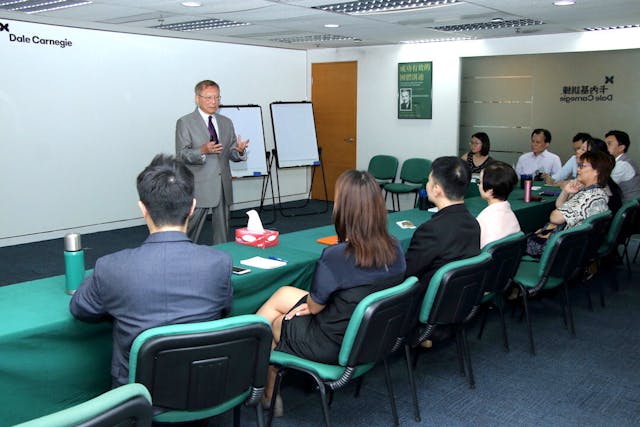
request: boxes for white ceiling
[2,0,640,50]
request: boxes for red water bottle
[524,178,532,203]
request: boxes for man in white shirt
[605,130,640,202]
[515,128,562,178]
[544,132,590,187]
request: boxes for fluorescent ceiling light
[313,0,459,15]
[270,34,357,44]
[553,1,576,5]
[324,24,340,28]
[0,0,92,14]
[181,1,201,6]
[434,18,544,32]
[153,18,250,31]
[401,36,475,43]
[584,24,639,31]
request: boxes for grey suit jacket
[175,109,246,208]
[69,231,233,386]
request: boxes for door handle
[344,137,354,143]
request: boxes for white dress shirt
[515,150,562,176]
[611,154,636,184]
[476,201,521,249]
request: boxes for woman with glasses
[461,132,493,174]
[526,150,612,257]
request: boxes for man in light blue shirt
[515,128,562,178]
[544,132,591,186]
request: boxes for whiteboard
[218,105,267,177]
[270,102,320,168]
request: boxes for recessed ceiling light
[553,1,576,6]
[181,1,202,7]
[324,24,340,28]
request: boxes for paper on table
[240,256,287,269]
[396,220,416,229]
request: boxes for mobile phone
[232,266,251,275]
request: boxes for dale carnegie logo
[1,21,74,48]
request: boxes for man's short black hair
[573,132,592,144]
[481,161,518,201]
[531,128,552,144]
[430,156,470,201]
[136,154,194,227]
[605,130,630,152]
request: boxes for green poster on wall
[398,62,432,119]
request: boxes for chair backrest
[419,252,493,325]
[129,315,272,422]
[338,276,421,368]
[538,222,592,284]
[601,199,639,255]
[367,155,399,182]
[399,158,432,185]
[582,211,612,262]
[15,383,152,427]
[481,231,526,294]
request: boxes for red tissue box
[235,228,279,248]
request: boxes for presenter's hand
[564,180,583,194]
[233,135,250,155]
[201,141,223,155]
[284,303,310,320]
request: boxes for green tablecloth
[0,193,555,425]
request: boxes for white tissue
[246,209,265,234]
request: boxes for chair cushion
[270,350,374,381]
[383,183,422,193]
[514,259,563,289]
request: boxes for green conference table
[0,191,554,425]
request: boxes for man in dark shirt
[405,156,481,286]
[70,154,233,386]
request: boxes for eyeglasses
[577,162,592,169]
[198,95,221,102]
[469,141,482,146]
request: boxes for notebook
[316,235,339,245]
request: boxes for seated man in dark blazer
[405,156,481,287]
[70,154,233,387]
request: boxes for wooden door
[311,61,357,201]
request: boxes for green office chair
[129,314,272,426]
[367,154,399,190]
[412,252,492,389]
[15,383,152,427]
[598,199,639,291]
[383,158,431,211]
[267,276,422,427]
[616,200,640,277]
[512,223,591,355]
[477,232,527,351]
[580,211,612,310]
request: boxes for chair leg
[455,330,465,377]
[496,297,510,352]
[255,402,265,427]
[383,360,400,427]
[585,278,594,312]
[460,327,476,389]
[233,405,241,427]
[404,344,421,422]
[476,305,489,340]
[520,286,536,355]
[317,383,332,427]
[354,376,364,398]
[563,283,576,336]
[266,369,286,427]
[633,240,640,264]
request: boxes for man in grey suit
[176,79,249,244]
[70,154,233,387]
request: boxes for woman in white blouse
[476,161,521,248]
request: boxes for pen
[268,256,288,263]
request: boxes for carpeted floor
[2,200,639,426]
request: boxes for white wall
[0,19,309,246]
[307,28,640,208]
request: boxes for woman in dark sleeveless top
[461,132,492,174]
